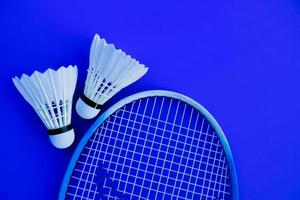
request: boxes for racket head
[59,90,238,199]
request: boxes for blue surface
[0,0,300,199]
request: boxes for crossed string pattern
[65,96,233,200]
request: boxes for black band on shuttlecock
[48,124,73,135]
[80,94,103,110]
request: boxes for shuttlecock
[12,65,78,149]
[76,34,148,119]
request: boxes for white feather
[12,65,78,130]
[83,34,148,105]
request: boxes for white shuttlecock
[12,65,78,149]
[76,34,148,119]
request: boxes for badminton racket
[59,90,238,200]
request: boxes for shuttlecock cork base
[48,125,75,149]
[76,95,103,119]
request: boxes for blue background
[0,0,300,199]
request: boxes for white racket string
[64,95,234,200]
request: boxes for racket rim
[59,90,239,200]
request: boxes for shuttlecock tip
[49,129,75,149]
[76,97,100,119]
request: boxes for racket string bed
[64,95,235,200]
